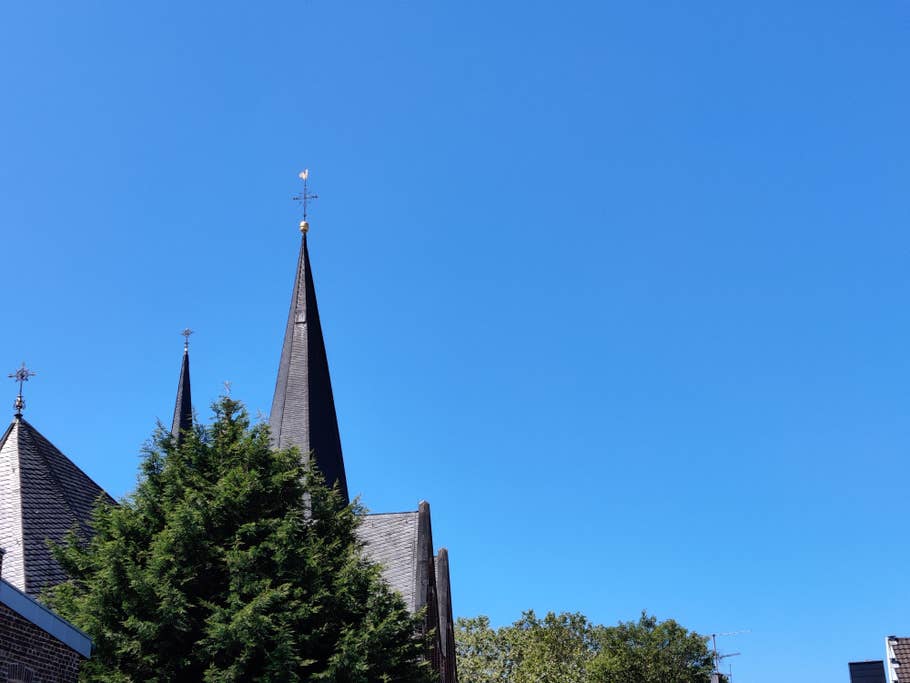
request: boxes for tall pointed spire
[270,229,349,504]
[171,329,193,440]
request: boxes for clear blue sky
[1,2,908,680]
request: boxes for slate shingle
[172,348,193,440]
[357,512,419,612]
[269,234,349,503]
[0,418,113,596]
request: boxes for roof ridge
[361,510,419,517]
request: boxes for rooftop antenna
[293,169,318,234]
[181,328,194,352]
[8,362,36,417]
[710,631,749,679]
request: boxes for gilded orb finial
[293,169,318,234]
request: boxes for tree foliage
[46,397,433,683]
[456,610,714,683]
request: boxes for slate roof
[889,637,910,682]
[171,348,193,440]
[0,417,113,596]
[270,234,349,503]
[356,503,443,671]
[357,511,419,612]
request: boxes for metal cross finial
[8,362,36,417]
[292,169,318,233]
[181,328,194,351]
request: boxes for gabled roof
[436,547,457,683]
[171,347,193,440]
[357,511,420,611]
[356,502,443,671]
[0,417,113,596]
[269,234,349,503]
[889,637,910,682]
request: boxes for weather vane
[8,362,36,417]
[292,169,318,234]
[181,328,194,351]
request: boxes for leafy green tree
[590,612,714,683]
[453,615,511,683]
[509,611,596,683]
[46,397,433,683]
[456,610,713,683]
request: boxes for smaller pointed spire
[171,330,193,440]
[8,362,36,418]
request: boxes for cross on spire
[8,362,36,417]
[181,328,194,351]
[293,169,318,234]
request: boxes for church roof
[171,346,193,440]
[356,502,441,639]
[357,511,420,611]
[0,417,113,596]
[436,547,457,683]
[269,234,349,503]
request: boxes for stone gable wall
[0,602,83,682]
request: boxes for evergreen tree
[46,397,433,683]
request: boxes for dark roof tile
[0,418,113,596]
[269,235,349,503]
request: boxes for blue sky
[1,2,908,680]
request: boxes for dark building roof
[357,511,420,611]
[269,234,349,503]
[356,503,442,670]
[0,417,114,596]
[171,347,193,440]
[849,660,886,683]
[268,225,454,679]
[889,637,910,682]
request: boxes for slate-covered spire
[171,330,193,440]
[270,233,349,503]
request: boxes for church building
[0,192,458,682]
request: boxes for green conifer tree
[47,397,433,683]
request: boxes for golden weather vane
[293,169,318,234]
[8,362,36,417]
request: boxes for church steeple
[270,227,349,504]
[171,329,193,441]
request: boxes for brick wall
[0,602,83,682]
